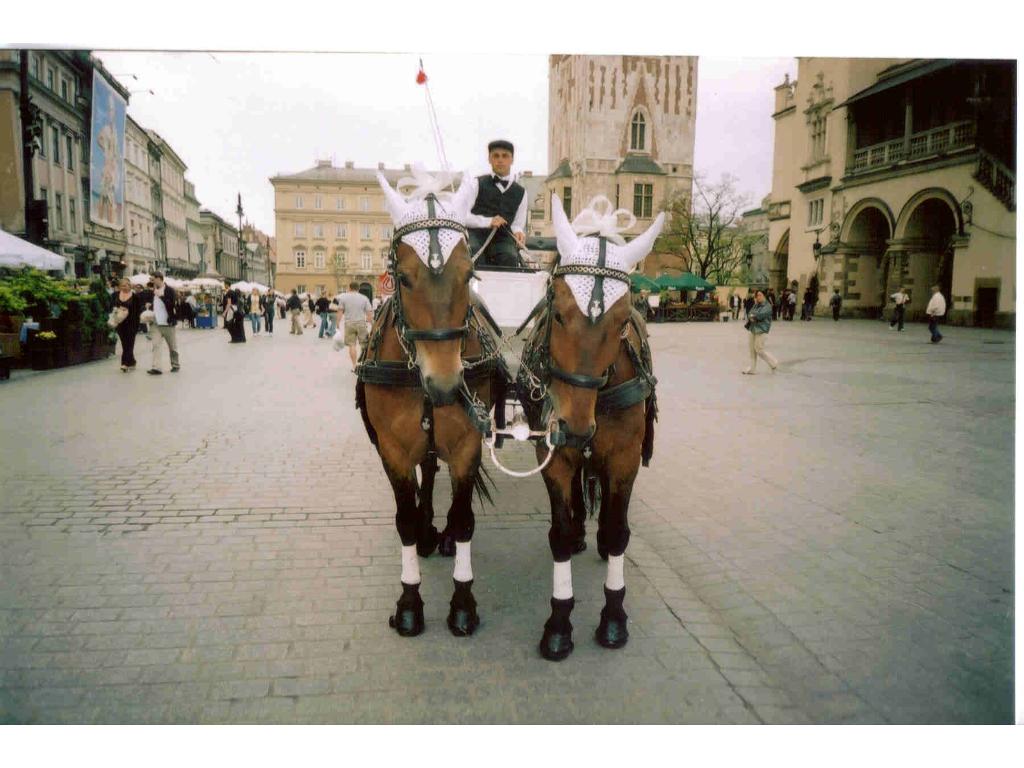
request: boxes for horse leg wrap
[595,586,629,649]
[539,596,575,662]
[447,579,480,637]
[388,581,425,637]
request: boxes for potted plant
[30,330,57,370]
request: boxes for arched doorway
[841,202,893,317]
[896,194,958,316]
[770,230,789,296]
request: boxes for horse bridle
[388,194,474,354]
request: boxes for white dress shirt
[926,292,946,317]
[464,174,528,235]
[153,287,169,326]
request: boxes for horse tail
[473,460,495,508]
[641,391,657,468]
[355,378,379,448]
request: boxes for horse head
[547,194,664,440]
[378,168,478,405]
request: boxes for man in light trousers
[743,289,778,375]
[336,281,374,372]
[139,271,180,375]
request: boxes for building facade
[0,50,131,277]
[184,179,207,276]
[739,201,771,286]
[125,114,156,274]
[767,58,1015,327]
[270,160,425,297]
[147,130,192,278]
[538,55,698,240]
[241,222,272,286]
[199,209,241,281]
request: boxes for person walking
[184,292,198,329]
[729,292,740,320]
[261,291,275,336]
[889,286,909,331]
[286,289,304,335]
[829,288,842,321]
[766,289,778,320]
[742,289,778,375]
[248,287,263,336]
[786,289,797,321]
[801,286,815,321]
[743,293,754,321]
[926,285,946,343]
[316,292,332,338]
[138,271,180,374]
[111,277,143,371]
[222,280,246,343]
[304,295,316,328]
[336,281,374,371]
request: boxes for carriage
[355,172,661,660]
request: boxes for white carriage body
[471,268,550,329]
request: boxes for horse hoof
[595,614,629,649]
[572,538,587,555]
[437,531,456,558]
[389,606,425,637]
[539,628,574,661]
[416,526,439,558]
[447,607,480,637]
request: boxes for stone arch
[840,197,895,244]
[894,187,964,240]
[770,229,789,296]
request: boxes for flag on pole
[416,59,427,85]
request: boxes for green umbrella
[629,273,660,292]
[655,272,715,291]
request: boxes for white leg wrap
[400,544,420,585]
[606,554,625,591]
[453,541,473,582]
[553,560,573,600]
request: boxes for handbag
[140,308,156,324]
[107,306,129,328]
[224,305,235,322]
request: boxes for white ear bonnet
[377,165,477,269]
[552,195,665,319]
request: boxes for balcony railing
[851,120,976,174]
[974,148,1016,211]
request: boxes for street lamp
[235,193,246,281]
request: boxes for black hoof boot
[595,586,629,649]
[416,524,439,558]
[539,596,575,662]
[388,582,425,637]
[446,579,480,637]
[437,528,456,558]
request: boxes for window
[360,224,371,240]
[313,224,324,239]
[314,250,325,269]
[66,135,73,170]
[562,186,572,217]
[380,248,390,270]
[360,249,372,271]
[336,224,347,239]
[69,198,76,233]
[31,55,39,79]
[51,125,60,164]
[296,284,306,294]
[335,196,345,210]
[334,249,348,268]
[60,79,68,102]
[295,250,306,268]
[314,195,323,209]
[54,193,63,230]
[380,225,392,240]
[633,183,653,218]
[630,111,646,151]
[294,222,305,237]
[810,114,828,161]
[808,198,824,228]
[295,195,303,209]
[359,196,370,212]
[317,285,326,295]
[46,68,54,91]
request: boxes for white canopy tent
[0,228,67,271]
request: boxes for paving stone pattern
[0,317,1013,723]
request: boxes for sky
[95,51,796,236]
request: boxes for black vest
[471,174,525,226]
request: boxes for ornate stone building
[199,209,240,281]
[270,160,435,297]
[767,58,1015,327]
[125,115,156,274]
[538,55,697,242]
[146,129,193,277]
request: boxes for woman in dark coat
[222,281,247,343]
[111,278,143,371]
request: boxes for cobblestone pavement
[0,316,1013,723]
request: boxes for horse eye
[554,312,564,325]
[398,273,412,288]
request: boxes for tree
[329,251,347,295]
[655,173,755,284]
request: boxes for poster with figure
[89,71,126,230]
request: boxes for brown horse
[356,172,502,638]
[523,195,663,661]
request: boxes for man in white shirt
[926,284,946,343]
[139,271,180,375]
[889,286,909,331]
[463,139,528,268]
[336,282,374,371]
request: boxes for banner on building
[89,71,126,231]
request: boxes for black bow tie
[493,175,507,186]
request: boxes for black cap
[488,139,514,155]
